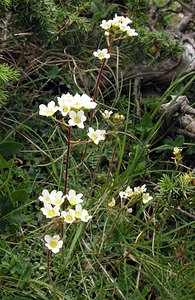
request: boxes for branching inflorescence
[37,14,138,277]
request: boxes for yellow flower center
[91,134,97,140]
[75,212,81,218]
[66,215,73,222]
[74,117,81,124]
[70,198,76,206]
[98,53,104,59]
[50,241,58,248]
[55,199,62,205]
[48,109,54,116]
[48,209,55,217]
[63,107,69,112]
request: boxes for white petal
[78,122,84,128]
[88,127,94,134]
[77,110,84,117]
[42,189,49,197]
[51,247,60,253]
[58,241,63,248]
[56,191,63,198]
[53,234,60,241]
[69,190,76,197]
[48,101,56,108]
[44,235,52,243]
[69,110,76,118]
[68,119,75,126]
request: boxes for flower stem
[47,249,52,283]
[93,41,113,103]
[62,126,72,240]
[63,126,72,201]
[82,41,113,162]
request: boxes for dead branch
[175,12,195,32]
[160,95,195,139]
[1,11,12,41]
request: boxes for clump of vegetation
[0,1,194,299]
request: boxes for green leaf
[174,135,185,146]
[47,65,59,78]
[18,263,33,288]
[141,112,153,128]
[90,0,103,14]
[134,161,146,173]
[164,135,185,148]
[11,189,28,203]
[7,212,26,224]
[92,12,102,22]
[0,154,10,169]
[0,141,23,158]
[0,196,13,217]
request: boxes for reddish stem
[61,126,72,240]
[92,41,113,103]
[82,40,113,161]
[63,126,72,201]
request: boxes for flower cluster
[172,147,183,165]
[39,189,92,253]
[119,184,153,204]
[39,92,96,128]
[100,14,138,37]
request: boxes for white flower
[101,110,113,119]
[39,189,65,206]
[41,203,61,218]
[51,190,65,206]
[59,93,74,104]
[93,49,110,60]
[75,204,92,222]
[44,234,63,254]
[80,209,92,222]
[108,198,116,207]
[125,186,134,197]
[68,110,86,128]
[87,127,106,145]
[71,93,84,110]
[119,191,128,199]
[66,189,83,206]
[126,26,138,37]
[100,14,138,38]
[134,184,147,194]
[61,209,76,224]
[39,101,58,117]
[39,189,54,204]
[173,147,182,155]
[75,204,83,219]
[142,193,153,204]
[100,19,113,30]
[127,207,133,213]
[57,97,71,117]
[80,94,97,110]
[113,14,132,27]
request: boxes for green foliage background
[0,0,194,299]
